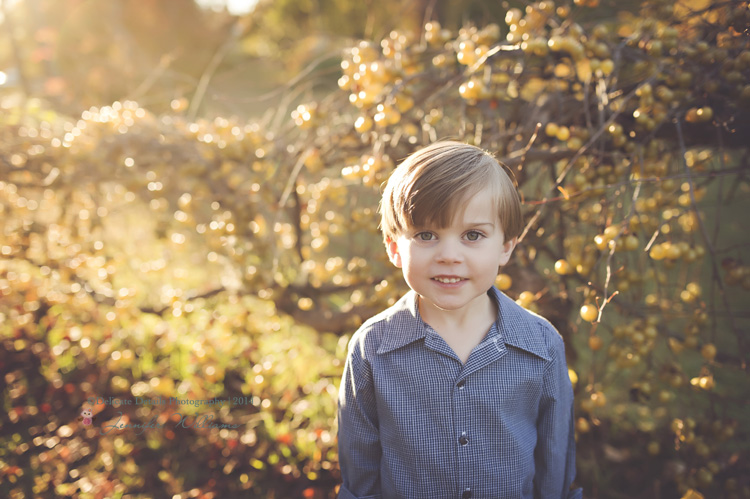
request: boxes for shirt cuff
[337,485,382,499]
[567,487,583,499]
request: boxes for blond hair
[379,141,522,244]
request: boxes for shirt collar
[375,290,426,355]
[376,287,552,361]
[489,287,552,361]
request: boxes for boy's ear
[498,236,517,266]
[385,237,403,268]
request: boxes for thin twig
[128,53,177,101]
[188,22,244,121]
[278,148,315,209]
[597,169,643,321]
[712,127,726,246]
[518,78,654,243]
[523,166,746,207]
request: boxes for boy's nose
[435,240,464,263]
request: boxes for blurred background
[1,0,749,497]
[0,0,505,118]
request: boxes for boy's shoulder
[490,287,566,361]
[346,290,423,356]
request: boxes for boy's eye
[416,232,435,241]
[466,231,484,241]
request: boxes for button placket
[454,373,471,498]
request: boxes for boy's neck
[417,291,497,334]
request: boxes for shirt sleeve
[534,327,582,499]
[337,338,382,499]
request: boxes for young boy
[337,141,581,499]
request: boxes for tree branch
[675,118,746,371]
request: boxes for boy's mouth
[432,276,465,284]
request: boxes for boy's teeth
[435,277,461,283]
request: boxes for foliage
[1,214,343,497]
[0,0,429,117]
[0,0,238,113]
[2,0,750,498]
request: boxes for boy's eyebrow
[464,221,495,227]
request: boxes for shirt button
[456,379,466,389]
[459,432,469,446]
[462,488,472,498]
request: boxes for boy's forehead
[416,202,500,229]
[454,187,498,219]
[400,181,505,232]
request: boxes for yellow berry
[649,244,666,260]
[580,304,598,322]
[354,115,373,133]
[589,335,603,351]
[555,259,572,275]
[701,343,717,362]
[496,273,512,291]
[556,126,571,141]
[517,291,535,307]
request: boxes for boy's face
[386,187,516,316]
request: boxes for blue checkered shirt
[337,286,582,499]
